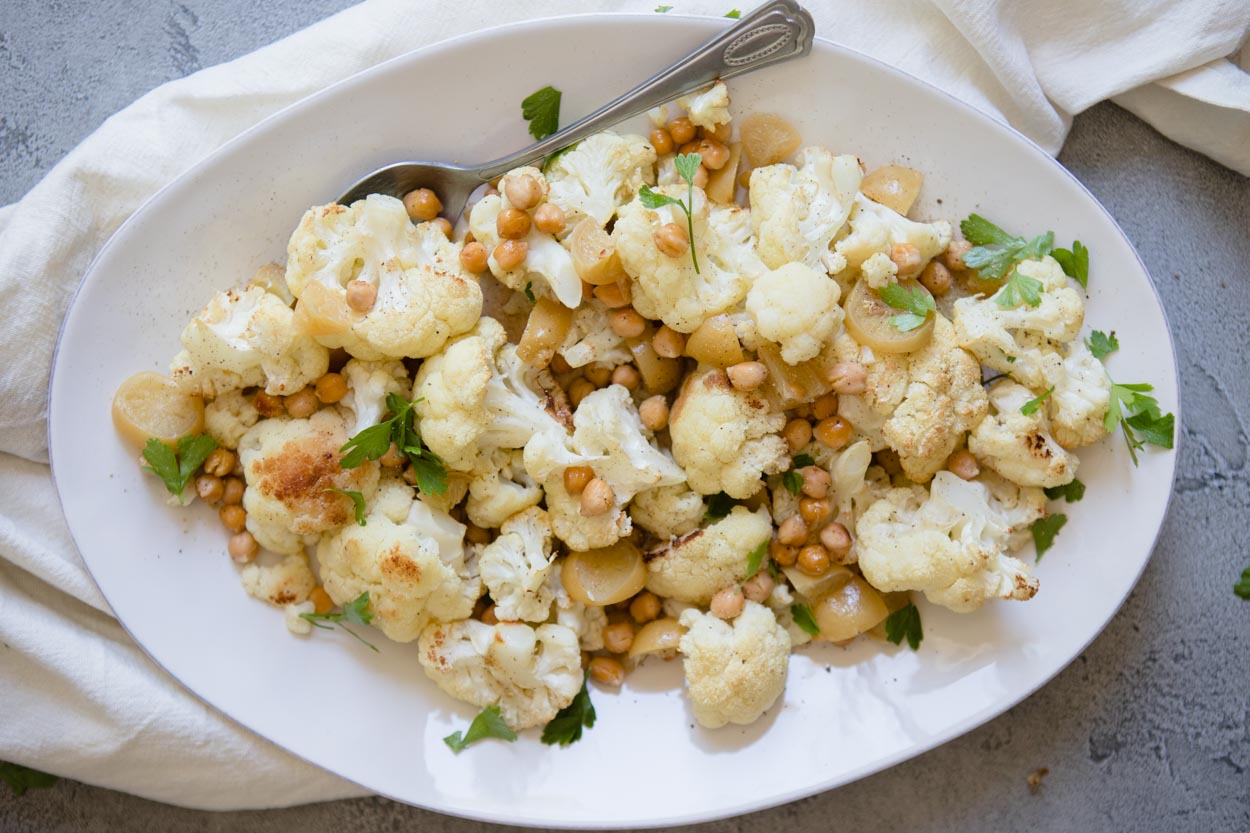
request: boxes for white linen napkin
[1,0,1246,811]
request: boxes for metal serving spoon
[337,0,815,214]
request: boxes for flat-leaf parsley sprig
[1087,331,1175,465]
[444,705,517,753]
[878,282,936,333]
[300,592,379,652]
[639,152,703,274]
[140,434,218,504]
[339,393,448,495]
[541,679,596,746]
[960,214,1090,307]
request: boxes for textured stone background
[2,1,1248,831]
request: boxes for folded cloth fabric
[1,0,1246,811]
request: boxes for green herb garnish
[1086,329,1119,360]
[1044,478,1085,503]
[541,680,596,746]
[744,538,769,579]
[1235,567,1250,600]
[791,603,820,636]
[521,85,561,141]
[1106,381,1175,466]
[523,282,536,304]
[1020,386,1055,416]
[884,602,923,650]
[1051,240,1089,289]
[1031,514,1068,561]
[638,152,703,274]
[444,705,518,753]
[0,762,58,797]
[725,8,741,17]
[704,491,737,520]
[140,434,218,504]
[878,282,936,332]
[655,4,673,10]
[959,214,1057,308]
[300,592,379,652]
[324,488,367,525]
[340,393,447,495]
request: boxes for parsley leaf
[444,705,518,753]
[1051,240,1089,289]
[745,538,769,579]
[791,603,820,636]
[1234,567,1250,600]
[300,592,379,652]
[725,8,741,17]
[995,267,1045,309]
[640,153,703,274]
[1086,329,1119,360]
[1044,478,1085,503]
[0,762,58,797]
[541,680,596,746]
[884,603,923,650]
[523,282,536,304]
[782,469,803,495]
[792,453,816,469]
[1105,380,1174,465]
[878,282,936,332]
[704,492,738,520]
[1031,514,1067,561]
[521,85,561,141]
[1020,386,1055,416]
[959,214,1057,308]
[340,394,448,495]
[325,489,367,525]
[140,434,218,503]
[960,214,1019,247]
[655,4,673,10]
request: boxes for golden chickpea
[943,239,972,272]
[629,591,662,624]
[603,621,635,654]
[920,260,952,296]
[379,442,406,467]
[345,280,377,313]
[811,392,839,421]
[649,127,674,155]
[814,416,853,450]
[702,122,733,143]
[195,474,223,503]
[668,117,696,145]
[593,280,632,308]
[797,544,831,576]
[800,497,833,526]
[654,222,690,257]
[532,203,566,235]
[227,531,258,563]
[563,465,595,496]
[584,363,612,387]
[588,656,626,687]
[550,353,573,375]
[820,522,853,560]
[203,448,236,478]
[252,391,283,417]
[465,523,491,545]
[638,395,670,431]
[890,242,922,276]
[948,449,981,481]
[777,515,808,546]
[783,418,813,454]
[800,466,832,499]
[480,605,499,625]
[402,188,442,222]
[742,571,775,603]
[314,372,348,404]
[568,378,596,407]
[770,538,798,566]
[431,217,453,238]
[608,308,647,338]
[652,325,686,359]
[710,585,745,619]
[580,477,616,516]
[284,388,318,419]
[219,504,247,534]
[496,207,532,240]
[221,476,245,506]
[695,138,730,170]
[503,174,543,210]
[459,241,489,273]
[611,364,641,391]
[679,139,701,156]
[727,361,768,391]
[827,361,868,395]
[493,239,528,270]
[310,587,334,615]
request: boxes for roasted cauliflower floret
[170,285,329,399]
[970,381,1079,488]
[558,299,632,369]
[553,584,607,652]
[238,409,380,554]
[614,186,768,333]
[645,506,772,604]
[857,471,1042,612]
[338,358,409,436]
[669,368,788,499]
[465,448,543,530]
[545,132,657,228]
[203,389,259,449]
[543,471,631,552]
[285,195,482,360]
[834,194,951,277]
[1046,338,1112,449]
[418,619,584,730]
[478,507,557,623]
[678,601,790,728]
[630,483,705,541]
[241,554,316,606]
[749,148,862,271]
[316,493,480,642]
[745,262,843,364]
[674,80,731,130]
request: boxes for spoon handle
[477,0,815,181]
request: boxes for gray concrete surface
[2,1,1249,831]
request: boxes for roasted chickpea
[603,621,635,654]
[459,241,489,273]
[727,361,768,391]
[402,188,441,222]
[493,239,528,270]
[742,571,775,603]
[797,544,831,576]
[770,538,798,566]
[584,364,612,387]
[195,474,223,503]
[654,222,690,257]
[695,138,730,170]
[611,364,641,391]
[314,372,348,404]
[496,207,532,240]
[580,477,616,516]
[799,497,833,526]
[800,466,832,499]
[532,203,566,235]
[608,308,647,338]
[310,587,334,615]
[783,418,813,454]
[588,656,626,687]
[777,515,808,547]
[638,395,670,431]
[379,442,405,468]
[819,522,853,561]
[203,448,236,478]
[345,280,377,312]
[221,476,245,506]
[503,174,543,210]
[811,392,839,421]
[890,242,922,276]
[219,504,247,534]
[563,465,595,495]
[710,585,745,619]
[629,591,662,624]
[228,531,259,563]
[284,387,318,419]
[948,449,980,481]
[593,280,632,308]
[668,117,696,145]
[652,325,685,359]
[649,127,675,155]
[431,217,453,238]
[253,390,285,417]
[814,416,853,449]
[943,239,972,271]
[920,260,952,296]
[828,361,868,395]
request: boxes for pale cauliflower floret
[1046,339,1112,449]
[466,449,542,529]
[203,389,259,449]
[675,80,730,130]
[952,256,1085,388]
[969,381,1079,488]
[669,368,787,499]
[413,317,573,472]
[284,195,482,360]
[615,186,768,333]
[469,171,581,308]
[749,148,862,272]
[552,583,607,652]
[241,554,316,606]
[316,494,480,643]
[170,285,329,398]
[238,409,380,554]
[859,252,898,289]
[834,194,951,275]
[631,484,705,540]
[545,132,657,228]
[544,471,630,551]
[418,619,583,730]
[372,473,418,523]
[558,300,632,368]
[284,600,315,635]
[645,506,772,604]
[745,262,843,364]
[766,583,812,647]
[978,470,1048,550]
[678,602,790,729]
[339,358,409,436]
[857,471,1041,612]
[478,507,557,623]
